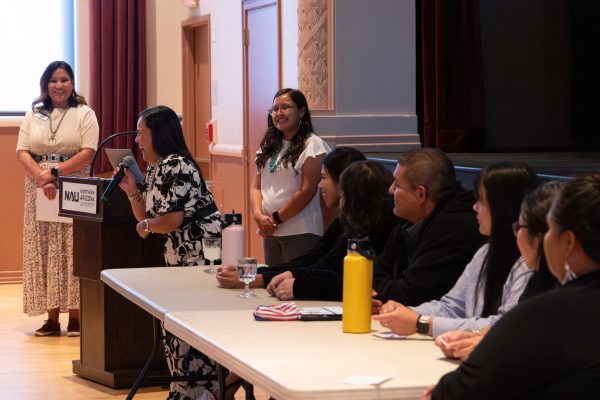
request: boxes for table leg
[126,317,163,400]
[217,364,227,399]
[244,380,255,400]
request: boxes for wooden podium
[58,176,169,388]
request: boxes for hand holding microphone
[101,163,129,203]
[102,156,143,203]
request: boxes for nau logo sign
[62,182,98,214]
[64,190,80,202]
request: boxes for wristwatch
[272,211,283,224]
[416,314,430,335]
[50,167,60,179]
[141,219,151,233]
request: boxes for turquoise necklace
[268,142,283,173]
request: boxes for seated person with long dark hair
[217,147,365,290]
[265,159,400,300]
[426,172,600,399]
[217,151,399,301]
[373,163,539,337]
[435,181,562,361]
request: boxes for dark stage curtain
[89,0,146,174]
[420,0,486,151]
[570,1,600,146]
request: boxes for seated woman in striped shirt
[373,163,539,338]
[433,180,562,361]
[426,172,600,399]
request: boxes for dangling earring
[297,116,303,129]
[561,262,577,285]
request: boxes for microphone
[122,155,144,183]
[101,163,128,203]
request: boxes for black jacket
[258,216,401,301]
[373,182,484,305]
[259,218,345,286]
[433,269,600,400]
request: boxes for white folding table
[101,266,459,399]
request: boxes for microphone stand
[89,130,139,177]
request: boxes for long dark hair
[475,163,539,316]
[33,60,87,111]
[255,88,314,170]
[322,147,367,184]
[338,160,395,237]
[519,181,564,300]
[551,172,600,263]
[139,105,201,173]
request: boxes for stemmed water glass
[202,237,222,274]
[237,257,257,298]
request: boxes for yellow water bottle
[342,238,375,333]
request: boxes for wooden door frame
[181,14,211,160]
[242,0,281,255]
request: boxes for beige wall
[0,126,25,282]
[146,0,189,113]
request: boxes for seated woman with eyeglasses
[251,88,331,265]
[434,181,562,361]
[424,173,600,399]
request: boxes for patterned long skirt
[22,162,88,316]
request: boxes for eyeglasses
[268,104,297,114]
[512,221,528,237]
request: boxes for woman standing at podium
[16,60,99,337]
[117,105,222,400]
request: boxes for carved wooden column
[298,0,335,110]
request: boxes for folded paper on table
[372,331,406,340]
[253,302,343,321]
[36,188,72,223]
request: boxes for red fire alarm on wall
[206,120,216,142]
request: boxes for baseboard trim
[0,270,22,284]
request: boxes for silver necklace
[48,107,70,142]
[146,157,163,191]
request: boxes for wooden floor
[1,283,267,399]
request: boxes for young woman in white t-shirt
[251,88,331,265]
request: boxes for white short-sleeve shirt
[258,133,331,237]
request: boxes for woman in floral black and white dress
[117,105,222,400]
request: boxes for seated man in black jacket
[373,148,484,306]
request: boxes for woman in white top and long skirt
[16,60,99,337]
[251,88,331,265]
